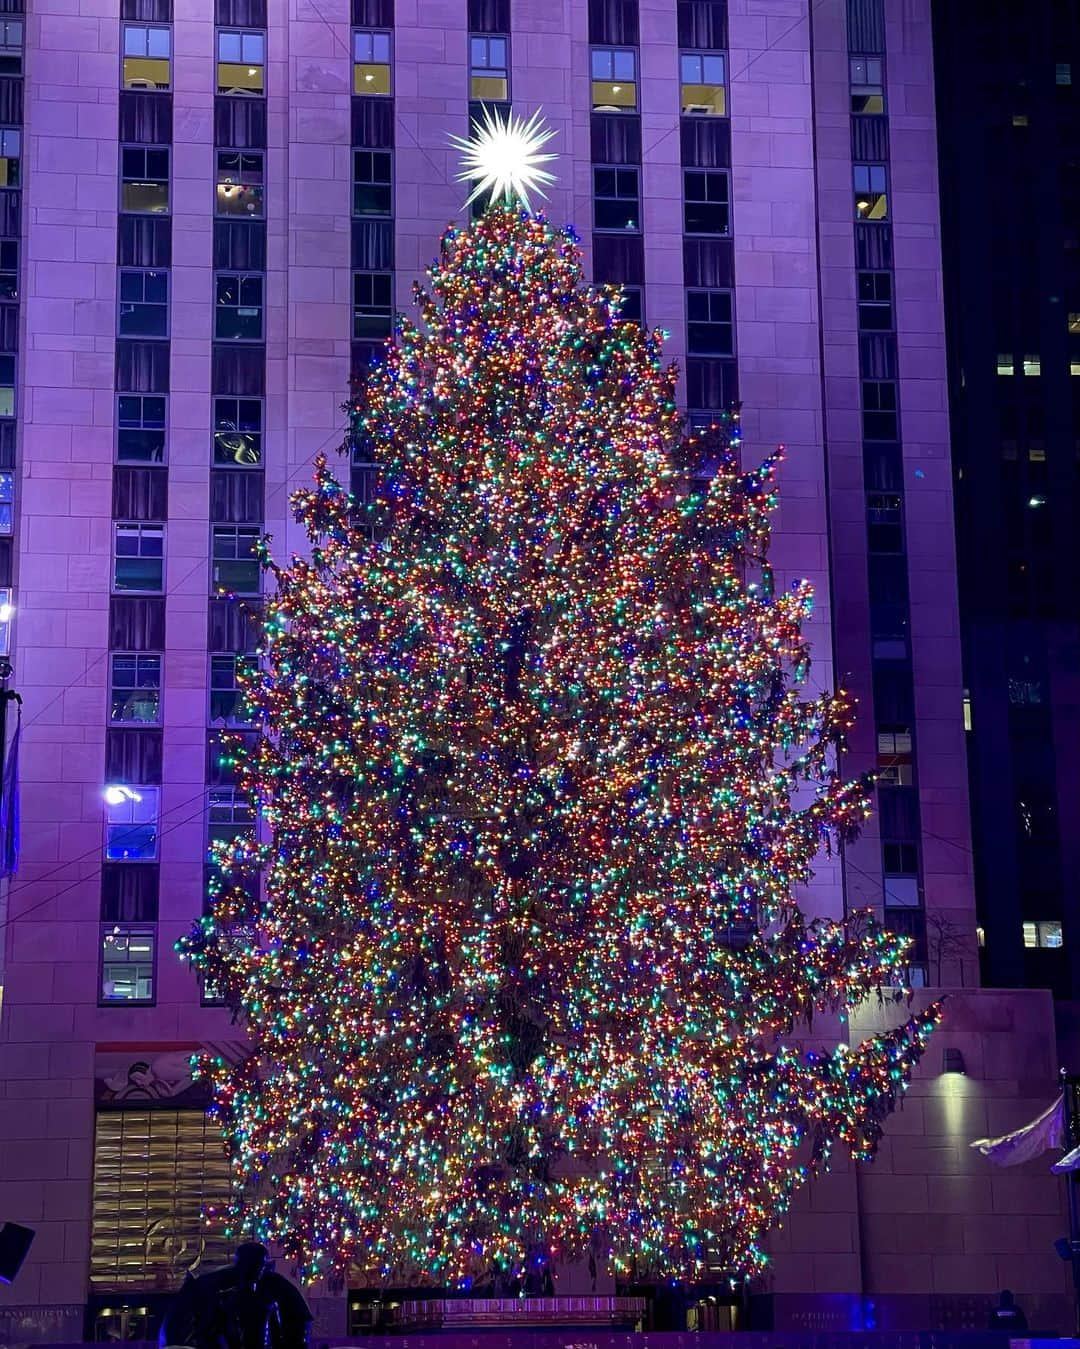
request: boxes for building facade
[0,0,1070,1340]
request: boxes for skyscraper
[0,0,1069,1339]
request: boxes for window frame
[214,272,265,342]
[352,148,393,218]
[590,45,638,112]
[215,148,265,218]
[109,652,163,725]
[857,270,893,331]
[850,54,885,114]
[469,33,510,101]
[353,270,394,341]
[99,923,157,1004]
[104,785,161,863]
[592,165,640,233]
[353,28,392,96]
[113,521,165,594]
[853,161,889,221]
[211,523,262,596]
[0,18,23,77]
[121,22,172,91]
[679,51,726,116]
[118,267,169,339]
[207,785,258,860]
[117,393,167,464]
[686,287,734,356]
[120,143,170,216]
[0,127,20,189]
[683,168,731,236]
[213,395,264,467]
[216,27,266,97]
[210,652,255,727]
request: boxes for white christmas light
[449,106,558,213]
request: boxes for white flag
[971,1094,1065,1166]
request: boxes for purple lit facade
[0,0,1071,1340]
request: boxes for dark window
[112,466,168,521]
[210,653,254,725]
[467,0,508,31]
[619,286,643,325]
[213,396,262,465]
[593,166,639,231]
[110,653,162,724]
[210,469,264,523]
[686,288,733,355]
[862,379,898,440]
[208,597,262,653]
[118,216,172,268]
[118,395,166,463]
[216,149,264,217]
[106,727,164,784]
[0,237,15,301]
[217,0,267,22]
[353,149,392,216]
[352,97,394,149]
[121,145,169,214]
[114,523,165,593]
[677,0,727,49]
[117,339,170,393]
[883,841,918,876]
[215,96,267,149]
[119,268,168,337]
[101,862,160,922]
[857,269,892,330]
[214,220,266,270]
[119,91,173,144]
[867,491,903,553]
[215,273,263,340]
[110,597,166,650]
[353,271,392,340]
[588,0,638,45]
[353,0,393,22]
[0,18,22,76]
[684,169,729,234]
[212,344,265,395]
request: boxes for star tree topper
[449,105,558,213]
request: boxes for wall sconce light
[943,1047,966,1074]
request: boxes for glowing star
[449,105,558,213]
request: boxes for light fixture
[0,600,14,623]
[942,1047,966,1074]
[103,785,142,807]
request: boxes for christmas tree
[180,135,939,1287]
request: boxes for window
[122,24,171,90]
[850,56,884,113]
[121,146,169,214]
[591,47,637,111]
[212,524,261,594]
[1057,64,1072,86]
[1023,919,1063,948]
[854,162,888,220]
[593,167,639,231]
[0,471,12,534]
[876,728,913,786]
[862,380,898,440]
[217,29,265,95]
[0,129,19,189]
[118,394,166,463]
[1023,354,1041,376]
[210,654,253,725]
[1072,361,1080,377]
[353,149,392,216]
[213,397,262,466]
[1012,113,1029,127]
[114,523,164,593]
[857,271,892,330]
[686,288,733,355]
[0,239,16,302]
[619,286,643,325]
[683,169,729,235]
[119,269,168,338]
[0,20,22,77]
[215,273,263,341]
[883,841,918,907]
[208,786,257,857]
[90,1111,231,1289]
[104,785,160,861]
[867,491,903,552]
[100,926,156,1002]
[110,653,161,724]
[680,52,725,115]
[997,353,1014,376]
[353,271,393,340]
[216,150,264,217]
[470,35,508,101]
[353,30,391,95]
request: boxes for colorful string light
[178,205,939,1289]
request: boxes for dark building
[934,0,1080,1000]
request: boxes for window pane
[219,31,242,60]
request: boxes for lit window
[213,397,262,466]
[119,268,168,338]
[0,238,16,301]
[470,34,509,102]
[216,150,264,217]
[121,145,169,214]
[593,166,639,231]
[353,29,391,95]
[215,273,263,341]
[0,20,22,77]
[104,786,160,862]
[857,271,893,330]
[0,587,12,656]
[114,523,164,593]
[996,353,1014,375]
[0,128,19,188]
[680,52,725,115]
[110,653,161,724]
[876,727,913,786]
[118,394,166,463]
[217,29,264,95]
[210,654,254,726]
[976,924,985,947]
[962,689,972,731]
[208,786,257,858]
[212,524,261,595]
[854,162,888,219]
[686,288,734,355]
[122,24,171,91]
[353,149,392,216]
[353,271,393,340]
[1057,63,1072,86]
[1072,361,1080,376]
[0,470,12,534]
[591,47,637,112]
[850,55,884,113]
[1024,919,1064,948]
[683,169,729,235]
[1023,354,1041,376]
[100,926,156,1002]
[1012,113,1028,127]
[862,379,898,440]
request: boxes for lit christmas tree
[180,117,939,1289]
